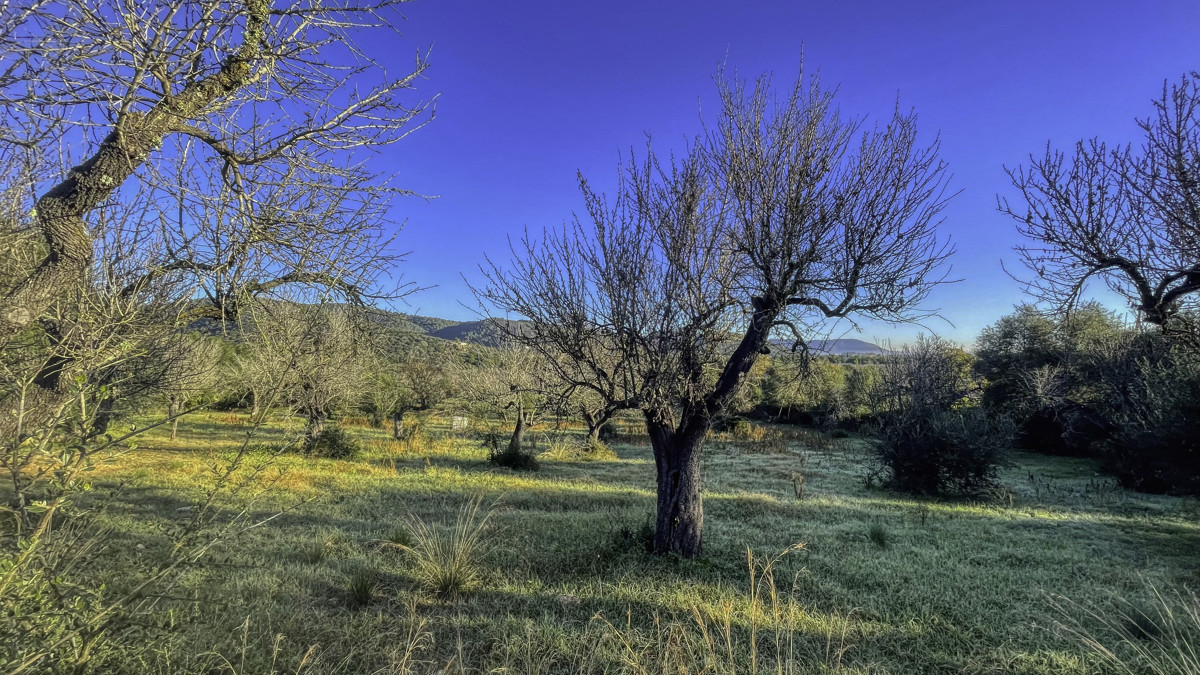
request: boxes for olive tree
[1001,73,1200,328]
[478,70,954,557]
[456,347,559,461]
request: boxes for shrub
[874,407,1012,495]
[1103,347,1200,494]
[488,445,540,471]
[396,496,496,599]
[867,522,890,549]
[872,336,1011,495]
[305,425,361,460]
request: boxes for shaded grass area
[56,412,1200,673]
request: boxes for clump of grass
[387,527,413,548]
[1053,584,1200,674]
[610,516,655,554]
[790,471,806,501]
[596,544,860,675]
[347,568,377,608]
[867,521,890,549]
[541,437,619,462]
[396,496,496,599]
[299,541,327,564]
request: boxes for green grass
[35,411,1200,673]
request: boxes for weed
[347,568,377,608]
[1053,584,1200,674]
[913,503,932,527]
[610,516,655,554]
[299,541,327,564]
[867,521,890,549]
[790,472,806,501]
[396,496,496,599]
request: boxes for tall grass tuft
[1053,584,1200,674]
[396,496,496,600]
[347,568,377,608]
[598,543,861,674]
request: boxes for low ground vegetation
[8,411,1195,673]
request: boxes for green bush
[306,426,361,460]
[1104,347,1200,494]
[874,407,1013,495]
[489,445,539,471]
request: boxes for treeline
[715,302,1200,496]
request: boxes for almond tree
[0,0,430,410]
[158,333,224,440]
[479,70,953,556]
[1001,73,1200,328]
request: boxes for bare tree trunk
[644,305,776,558]
[250,388,260,417]
[305,413,326,449]
[168,396,180,441]
[508,407,527,455]
[647,418,704,558]
[0,2,271,343]
[392,409,404,440]
[583,409,610,442]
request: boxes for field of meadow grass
[65,412,1200,674]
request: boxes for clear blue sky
[372,0,1200,345]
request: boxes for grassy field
[62,412,1200,674]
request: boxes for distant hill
[769,337,890,355]
[811,338,891,355]
[208,304,892,356]
[389,313,891,355]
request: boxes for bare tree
[456,347,559,458]
[478,70,953,556]
[158,333,224,440]
[0,0,430,389]
[1001,73,1200,327]
[248,303,366,448]
[365,354,453,439]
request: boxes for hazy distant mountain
[385,312,891,355]
[810,338,891,355]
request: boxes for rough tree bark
[508,400,529,455]
[644,301,778,557]
[0,0,270,344]
[392,410,405,440]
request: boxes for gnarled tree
[1001,73,1200,328]
[479,70,954,557]
[0,0,429,395]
